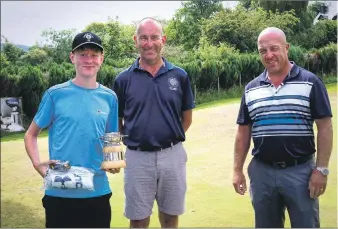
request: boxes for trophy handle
[98,134,128,143]
[98,134,128,139]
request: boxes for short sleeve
[236,93,252,125]
[33,91,55,129]
[112,77,125,118]
[182,75,195,111]
[106,96,119,133]
[309,78,332,119]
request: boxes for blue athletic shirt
[34,80,118,198]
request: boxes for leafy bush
[18,66,47,119]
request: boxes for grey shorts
[124,142,187,220]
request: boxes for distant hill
[0,43,31,52]
[15,44,30,52]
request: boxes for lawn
[1,84,336,227]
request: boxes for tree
[202,6,299,52]
[0,52,9,68]
[308,1,327,16]
[105,18,136,59]
[41,28,76,64]
[0,71,20,98]
[83,22,107,38]
[18,66,47,118]
[239,0,252,9]
[1,39,25,63]
[20,48,50,66]
[239,0,312,39]
[165,0,223,49]
[84,18,136,60]
[295,20,337,49]
[239,0,309,15]
[47,63,72,88]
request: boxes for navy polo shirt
[237,62,332,161]
[113,57,195,148]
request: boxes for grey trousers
[248,157,319,228]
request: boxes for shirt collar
[131,57,174,72]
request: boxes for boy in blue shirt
[24,32,119,228]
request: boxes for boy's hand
[33,160,60,177]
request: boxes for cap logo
[83,33,94,41]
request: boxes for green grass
[322,74,337,85]
[195,97,240,110]
[1,90,336,227]
[326,83,337,92]
[1,129,49,142]
[194,85,244,105]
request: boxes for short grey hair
[135,17,164,36]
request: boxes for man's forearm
[233,125,251,172]
[316,125,333,167]
[181,110,192,133]
[182,119,192,132]
[234,139,250,172]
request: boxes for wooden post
[194,84,197,103]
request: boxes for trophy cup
[100,132,127,169]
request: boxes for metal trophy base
[102,146,126,169]
[103,145,123,153]
[100,132,127,170]
[101,160,126,169]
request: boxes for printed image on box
[45,166,94,191]
[1,97,25,132]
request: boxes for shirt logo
[97,110,107,115]
[168,77,179,91]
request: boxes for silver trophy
[100,132,127,169]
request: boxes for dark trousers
[248,157,319,228]
[42,193,112,228]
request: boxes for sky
[1,1,238,46]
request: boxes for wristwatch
[316,167,329,176]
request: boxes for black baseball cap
[71,32,103,52]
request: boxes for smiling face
[257,31,290,76]
[70,45,104,79]
[134,19,166,65]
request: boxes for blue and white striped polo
[237,62,332,161]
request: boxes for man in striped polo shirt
[232,27,333,228]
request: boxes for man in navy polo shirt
[232,27,333,228]
[113,17,195,228]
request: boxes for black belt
[254,154,314,169]
[127,140,180,152]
